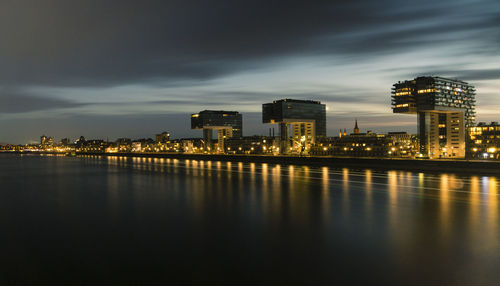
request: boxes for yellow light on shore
[488,147,496,153]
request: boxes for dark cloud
[0,88,86,113]
[0,0,499,142]
[0,0,498,87]
[435,69,500,81]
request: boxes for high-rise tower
[262,99,326,154]
[191,110,242,152]
[392,76,476,158]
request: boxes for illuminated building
[76,139,109,153]
[132,138,155,152]
[115,138,132,152]
[392,76,476,158]
[468,122,500,159]
[311,123,417,157]
[179,138,204,153]
[40,135,54,146]
[387,132,418,157]
[225,136,275,154]
[312,131,390,157]
[60,138,71,146]
[262,99,326,154]
[353,119,359,134]
[191,110,242,152]
[155,132,171,143]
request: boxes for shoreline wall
[3,151,498,175]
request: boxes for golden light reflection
[418,173,424,194]
[488,177,498,248]
[365,169,373,223]
[250,163,255,180]
[273,164,281,186]
[262,163,268,186]
[260,163,271,217]
[439,174,452,241]
[185,159,191,175]
[388,171,398,231]
[342,168,350,216]
[238,162,243,184]
[303,166,310,183]
[192,160,199,176]
[226,162,232,180]
[288,165,295,193]
[322,167,330,222]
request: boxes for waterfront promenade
[3,151,499,175]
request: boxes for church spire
[354,119,360,134]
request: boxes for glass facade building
[191,110,242,152]
[392,76,476,158]
[262,99,326,154]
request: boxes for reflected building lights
[469,176,481,236]
[365,169,373,224]
[342,168,350,216]
[387,171,398,235]
[418,173,425,194]
[439,174,451,241]
[488,177,498,248]
[322,167,330,223]
[262,163,268,187]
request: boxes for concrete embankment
[73,152,500,175]
[2,151,499,175]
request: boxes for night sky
[1,0,499,144]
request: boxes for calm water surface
[0,154,499,285]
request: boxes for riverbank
[2,151,499,175]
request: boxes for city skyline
[1,0,500,143]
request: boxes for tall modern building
[191,110,242,152]
[262,99,326,154]
[392,76,476,158]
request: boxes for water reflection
[5,154,500,284]
[89,156,500,282]
[100,157,500,237]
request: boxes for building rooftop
[271,99,322,105]
[195,110,240,115]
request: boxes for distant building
[225,136,275,155]
[314,131,390,157]
[179,138,205,153]
[76,139,109,153]
[392,76,476,158]
[353,119,360,134]
[386,132,418,157]
[60,138,71,146]
[40,135,54,146]
[191,110,243,152]
[311,122,418,157]
[131,138,155,152]
[115,138,132,152]
[76,136,86,148]
[262,99,326,154]
[155,132,171,143]
[468,122,500,159]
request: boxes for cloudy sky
[1,0,499,143]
